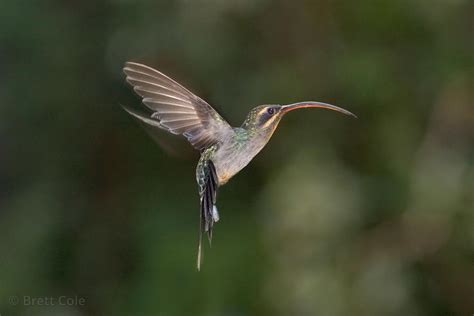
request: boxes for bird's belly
[213,141,265,185]
[215,156,251,185]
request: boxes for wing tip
[124,61,141,68]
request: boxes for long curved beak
[281,101,357,118]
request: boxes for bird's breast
[213,137,268,185]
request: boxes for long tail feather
[197,206,204,270]
[196,160,219,270]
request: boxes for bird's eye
[267,107,275,115]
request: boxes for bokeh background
[1,0,473,315]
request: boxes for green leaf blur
[0,0,472,315]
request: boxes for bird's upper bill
[281,101,357,118]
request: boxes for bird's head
[242,101,356,135]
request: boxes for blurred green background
[0,0,473,315]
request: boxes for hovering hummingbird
[122,62,356,270]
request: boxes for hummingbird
[122,62,356,270]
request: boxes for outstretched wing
[123,62,234,150]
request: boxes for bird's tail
[197,205,219,270]
[196,160,219,271]
[197,224,203,271]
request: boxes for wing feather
[126,76,190,98]
[123,62,234,150]
[124,64,193,97]
[133,86,192,104]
